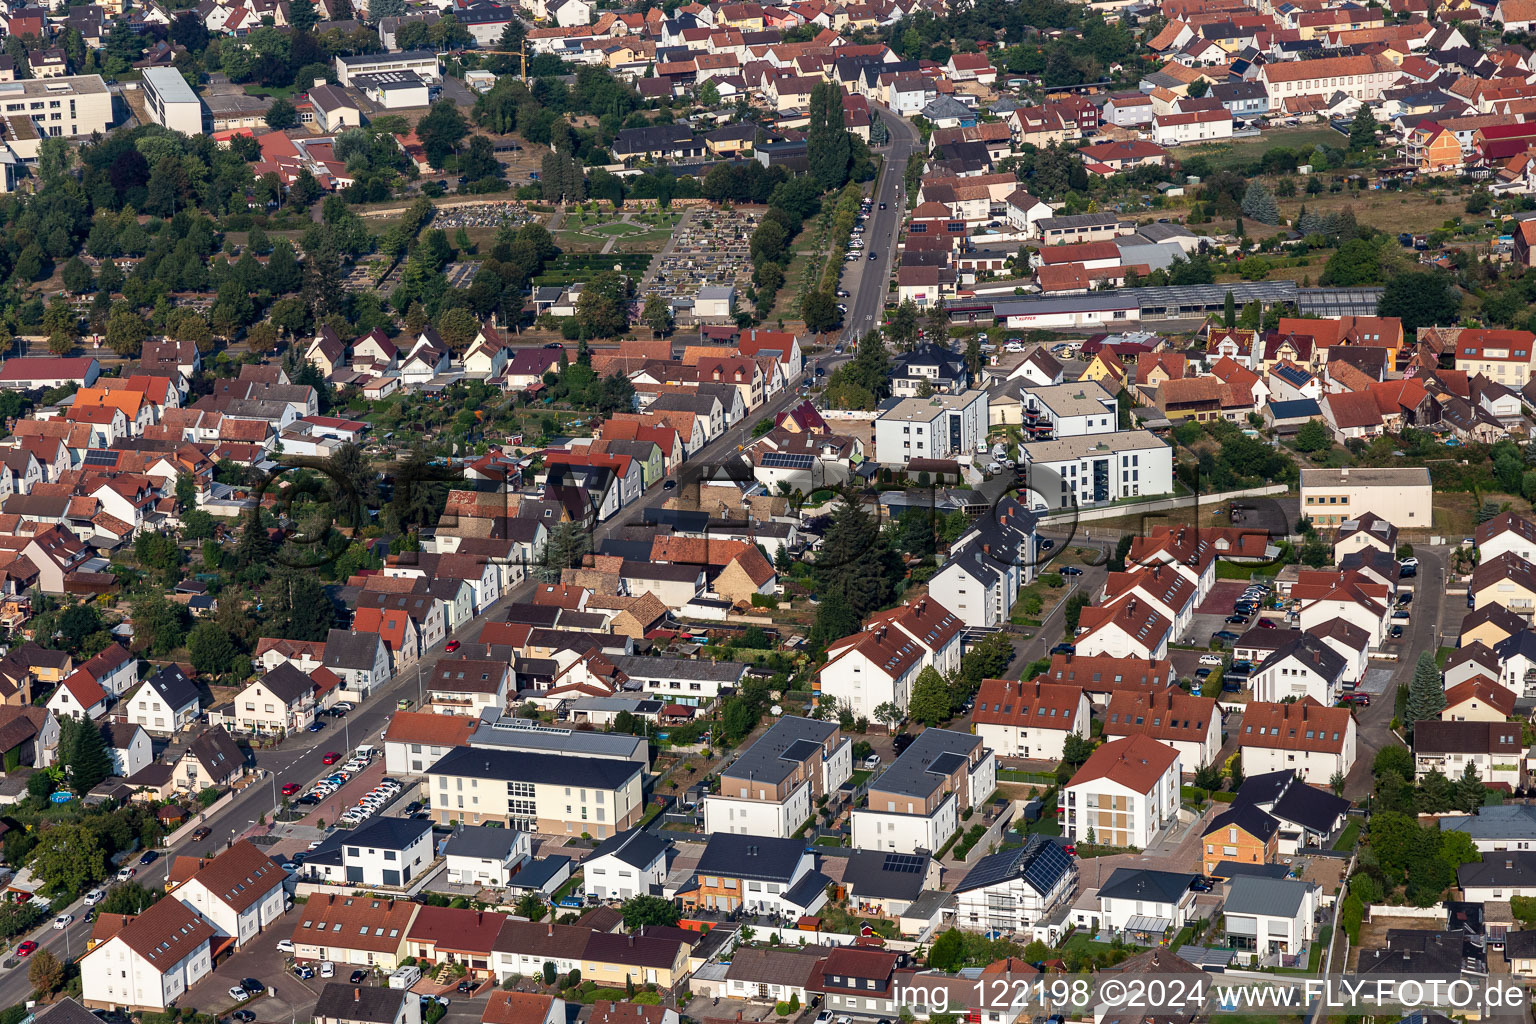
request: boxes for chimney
[547,921,554,937]
[354,988,361,1002]
[628,933,635,947]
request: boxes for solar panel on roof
[927,750,967,776]
[882,853,925,873]
[83,451,117,466]
[760,451,816,469]
[779,737,822,763]
[1022,839,1072,895]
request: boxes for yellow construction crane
[455,38,531,82]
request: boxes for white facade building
[873,390,989,466]
[1062,734,1181,848]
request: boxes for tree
[1373,744,1414,782]
[235,506,274,570]
[965,333,982,377]
[61,717,111,795]
[1378,269,1461,333]
[1062,732,1094,768]
[61,256,93,295]
[1405,652,1445,729]
[99,882,157,916]
[417,99,469,169]
[31,822,105,897]
[265,97,299,130]
[1223,289,1235,330]
[289,0,317,30]
[1240,181,1279,224]
[806,81,852,192]
[1455,762,1486,812]
[1349,104,1379,151]
[575,271,629,338]
[696,79,720,107]
[1329,770,1345,796]
[1294,418,1331,453]
[105,306,149,358]
[1186,77,1209,98]
[886,299,920,352]
[801,290,839,334]
[927,929,966,972]
[1195,762,1223,791]
[871,701,902,731]
[27,949,63,995]
[642,293,673,336]
[908,666,953,726]
[188,621,239,676]
[621,895,680,929]
[1322,238,1382,287]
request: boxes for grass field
[1178,126,1346,170]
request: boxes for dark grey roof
[1269,784,1349,835]
[1212,861,1291,880]
[186,726,242,778]
[695,833,805,884]
[324,628,384,671]
[782,869,831,911]
[1097,868,1196,905]
[1203,803,1279,843]
[1222,876,1313,918]
[428,746,642,789]
[722,715,838,787]
[867,728,978,801]
[444,824,523,861]
[260,662,314,705]
[612,655,746,684]
[313,982,408,1023]
[146,664,199,710]
[955,834,1072,897]
[311,816,431,861]
[842,850,930,901]
[32,999,103,1024]
[338,48,436,65]
[587,828,669,870]
[1254,632,1347,681]
[1460,851,1536,890]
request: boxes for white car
[320,961,335,978]
[116,867,135,881]
[277,939,294,953]
[332,703,354,713]
[1198,654,1224,666]
[83,889,105,907]
[229,987,249,1002]
[53,914,73,930]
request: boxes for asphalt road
[838,102,921,345]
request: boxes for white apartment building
[1256,54,1397,105]
[334,50,441,87]
[1062,733,1181,848]
[81,898,215,1012]
[872,390,989,466]
[141,67,203,135]
[1250,634,1349,706]
[1018,430,1174,510]
[0,75,113,156]
[817,597,963,720]
[1019,381,1119,438]
[173,841,288,949]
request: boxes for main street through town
[0,113,923,1013]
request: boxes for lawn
[1435,645,1454,668]
[1177,126,1346,170]
[1331,819,1360,852]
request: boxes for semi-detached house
[703,715,850,839]
[1238,699,1356,785]
[172,840,288,950]
[1413,720,1523,789]
[816,597,962,720]
[81,894,216,1011]
[851,728,996,855]
[1101,690,1221,776]
[970,678,1089,762]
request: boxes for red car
[16,941,36,958]
[322,751,341,765]
[1257,619,1277,629]
[1347,694,1371,706]
[445,640,461,653]
[281,782,301,796]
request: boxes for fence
[1039,484,1290,525]
[822,410,879,421]
[163,789,239,846]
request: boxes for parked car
[320,962,335,979]
[1198,654,1223,666]
[277,939,294,953]
[1059,566,1083,576]
[1190,878,1214,892]
[307,721,324,732]
[138,851,157,866]
[233,1012,257,1024]
[322,751,341,765]
[1194,667,1211,679]
[191,826,211,841]
[229,987,250,1002]
[1390,625,1405,638]
[16,941,36,957]
[351,970,369,984]
[1213,630,1241,642]
[293,965,314,980]
[445,640,461,653]
[457,979,478,994]
[281,782,301,796]
[1347,694,1371,706]
[1049,643,1075,656]
[1225,614,1248,624]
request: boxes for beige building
[1298,466,1432,528]
[0,74,113,159]
[425,747,643,839]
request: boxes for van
[389,965,423,990]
